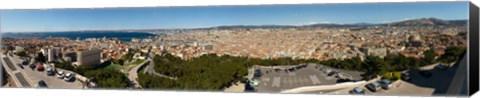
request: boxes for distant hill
[206,18,466,30]
[387,18,467,26]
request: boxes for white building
[47,47,60,62]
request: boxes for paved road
[126,48,175,88]
[127,59,149,88]
[144,52,176,80]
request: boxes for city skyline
[1,1,469,32]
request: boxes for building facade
[47,47,60,62]
[77,48,101,66]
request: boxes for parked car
[401,72,412,81]
[274,68,281,72]
[336,78,352,83]
[365,82,382,92]
[249,78,260,87]
[29,64,36,70]
[418,71,432,78]
[57,71,65,79]
[64,73,75,82]
[46,68,55,76]
[378,79,393,90]
[17,63,24,69]
[253,69,262,77]
[435,63,449,70]
[327,71,338,77]
[21,60,29,65]
[288,68,295,72]
[88,82,97,88]
[36,63,44,71]
[37,80,48,88]
[349,87,365,94]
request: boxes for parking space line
[288,77,293,87]
[302,76,306,86]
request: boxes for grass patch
[105,63,123,71]
[124,59,146,71]
[131,59,145,65]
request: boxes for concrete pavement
[4,52,83,89]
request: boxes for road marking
[272,77,281,87]
[309,75,321,85]
[289,77,293,87]
[289,72,296,76]
[325,76,333,80]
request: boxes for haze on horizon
[0,1,469,33]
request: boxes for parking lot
[253,63,363,92]
[323,63,459,96]
[8,54,84,89]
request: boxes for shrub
[382,72,392,80]
[392,72,402,80]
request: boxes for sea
[1,31,157,42]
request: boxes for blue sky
[0,1,469,32]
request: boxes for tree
[56,61,75,71]
[423,49,437,64]
[363,56,390,75]
[83,69,129,88]
[14,51,29,57]
[114,59,124,65]
[34,53,46,63]
[382,72,392,80]
[6,46,14,51]
[439,46,466,63]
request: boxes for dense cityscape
[1,18,468,96]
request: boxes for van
[378,79,393,90]
[365,82,382,92]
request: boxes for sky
[0,1,469,32]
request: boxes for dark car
[29,64,36,69]
[288,68,295,72]
[21,60,29,65]
[365,82,382,92]
[435,63,449,70]
[378,79,392,90]
[401,72,412,81]
[327,71,338,77]
[418,71,432,78]
[274,68,281,72]
[17,64,24,69]
[37,80,48,88]
[349,87,366,94]
[336,78,352,83]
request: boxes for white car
[57,71,65,79]
[64,73,75,82]
[46,68,55,76]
